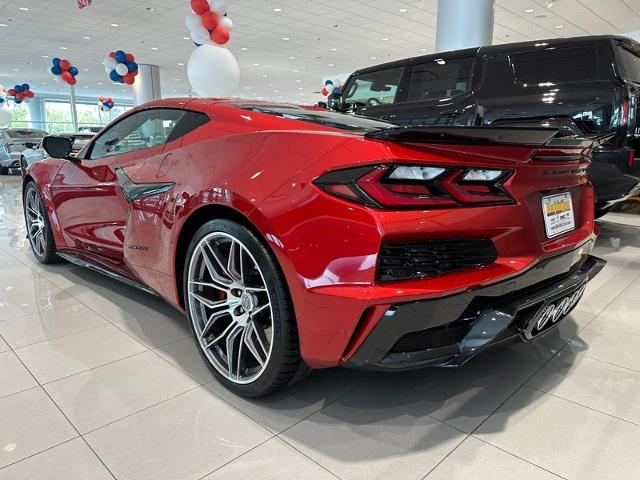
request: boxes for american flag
[78,0,92,8]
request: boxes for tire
[23,181,60,264]
[20,157,27,177]
[0,166,8,175]
[183,219,306,397]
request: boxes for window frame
[342,66,408,110]
[405,54,476,104]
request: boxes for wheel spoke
[200,299,239,338]
[189,291,225,309]
[189,279,230,293]
[203,241,234,281]
[243,321,266,366]
[227,240,243,283]
[204,320,237,349]
[225,324,245,379]
[252,303,271,316]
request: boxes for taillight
[622,100,630,127]
[629,150,635,169]
[313,164,514,209]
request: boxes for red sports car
[25,98,605,397]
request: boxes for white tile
[528,350,640,426]
[0,302,108,349]
[85,387,271,480]
[471,341,558,384]
[15,324,147,384]
[0,290,78,322]
[0,274,60,300]
[567,324,640,372]
[0,351,37,398]
[0,438,113,480]
[476,386,640,480]
[0,335,9,353]
[591,302,640,336]
[109,304,190,348]
[154,337,217,384]
[369,366,520,433]
[205,368,368,434]
[282,387,464,480]
[203,437,337,480]
[0,388,77,469]
[45,351,199,433]
[427,436,559,480]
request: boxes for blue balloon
[15,85,24,93]
[52,57,61,65]
[325,80,334,86]
[126,61,137,73]
[51,65,62,75]
[14,98,22,104]
[22,83,30,90]
[114,50,127,63]
[69,66,79,76]
[109,70,122,82]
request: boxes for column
[435,0,495,52]
[132,64,162,106]
[69,86,79,132]
[26,97,46,130]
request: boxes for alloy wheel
[187,232,274,384]
[25,188,46,258]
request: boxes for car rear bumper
[345,246,605,371]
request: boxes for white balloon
[191,29,213,46]
[103,57,118,70]
[210,0,226,14]
[115,63,129,76]
[188,45,239,98]
[218,16,233,31]
[54,75,65,86]
[185,12,202,30]
[0,108,10,126]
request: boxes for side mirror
[42,136,75,161]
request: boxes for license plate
[542,193,575,238]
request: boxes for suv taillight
[313,164,514,209]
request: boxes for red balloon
[8,89,16,96]
[109,51,116,58]
[59,59,71,71]
[321,88,329,96]
[201,11,219,30]
[16,92,24,100]
[26,90,34,98]
[62,71,74,83]
[126,53,134,62]
[123,73,135,85]
[191,0,209,15]
[132,69,139,76]
[211,27,229,45]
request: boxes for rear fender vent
[378,238,498,282]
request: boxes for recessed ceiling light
[97,82,103,85]
[178,62,184,66]
[83,36,91,40]
[545,0,554,8]
[151,47,158,50]
[371,56,377,60]
[328,63,335,67]
[19,7,29,11]
[288,56,295,59]
[12,68,19,72]
[241,47,248,51]
[296,79,301,83]
[60,46,68,50]
[175,78,181,81]
[330,48,337,51]
[183,36,190,40]
[261,74,268,77]
[293,69,299,73]
[0,23,8,27]
[268,83,274,87]
[111,23,119,27]
[399,8,408,12]
[244,86,250,89]
[382,37,389,41]
[273,7,282,12]
[274,90,279,93]
[82,68,89,71]
[41,55,49,58]
[282,37,290,41]
[146,7,155,11]
[524,8,534,13]
[298,87,303,90]
[555,24,564,28]
[334,24,341,28]
[253,63,260,66]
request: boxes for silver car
[19,132,95,174]
[0,128,48,174]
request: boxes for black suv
[337,35,640,216]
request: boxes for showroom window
[510,46,598,84]
[89,108,185,160]
[343,67,405,108]
[45,100,73,133]
[407,56,474,102]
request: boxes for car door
[393,54,476,126]
[50,108,186,268]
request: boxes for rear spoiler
[364,126,609,149]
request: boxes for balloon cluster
[322,80,342,97]
[7,84,34,104]
[186,0,234,46]
[98,96,115,112]
[103,50,139,85]
[50,58,80,86]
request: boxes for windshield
[6,129,47,138]
[238,104,394,132]
[342,67,405,110]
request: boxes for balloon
[126,53,134,62]
[109,51,116,58]
[115,63,129,76]
[191,28,211,46]
[123,73,135,85]
[69,66,79,76]
[187,44,239,97]
[62,71,73,83]
[191,0,209,14]
[110,70,122,82]
[26,90,34,98]
[212,27,229,45]
[325,80,334,86]
[210,0,226,14]
[8,89,16,96]
[51,65,62,75]
[0,108,10,126]
[218,16,233,31]
[67,76,77,86]
[201,11,219,30]
[185,12,202,30]
[114,50,127,63]
[59,60,71,71]
[321,88,328,96]
[14,98,22,104]
[126,61,138,72]
[15,85,24,93]
[103,57,118,70]
[52,57,61,65]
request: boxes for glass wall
[44,99,132,133]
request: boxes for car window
[6,130,47,138]
[407,56,474,102]
[616,42,640,83]
[510,46,598,84]
[343,67,405,109]
[89,109,185,160]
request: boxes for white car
[20,132,95,174]
[0,128,48,174]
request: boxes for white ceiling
[1,0,640,104]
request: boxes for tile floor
[1,174,640,480]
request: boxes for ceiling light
[399,8,408,12]
[60,46,68,50]
[328,63,335,67]
[83,36,91,40]
[555,24,564,28]
[261,74,268,77]
[178,62,184,66]
[151,47,158,50]
[334,24,341,28]
[524,8,534,13]
[382,37,389,41]
[244,86,250,89]
[253,63,260,66]
[273,7,282,12]
[12,68,19,72]
[288,56,295,59]
[296,79,302,83]
[371,56,377,60]
[330,48,337,51]
[146,7,155,11]
[19,7,29,11]
[282,37,290,41]
[298,87,303,90]
[183,36,190,40]
[97,82,103,85]
[41,55,49,58]
[274,90,279,93]
[111,23,120,27]
[241,47,248,51]
[545,0,554,8]
[0,23,8,27]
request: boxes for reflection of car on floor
[24,99,605,397]
[336,35,640,218]
[20,133,95,174]
[0,128,48,174]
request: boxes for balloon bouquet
[6,84,35,105]
[103,51,139,85]
[50,58,80,86]
[185,0,239,97]
[322,80,343,97]
[98,96,114,112]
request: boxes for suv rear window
[343,67,404,109]
[510,46,598,84]
[616,42,640,82]
[407,56,474,102]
